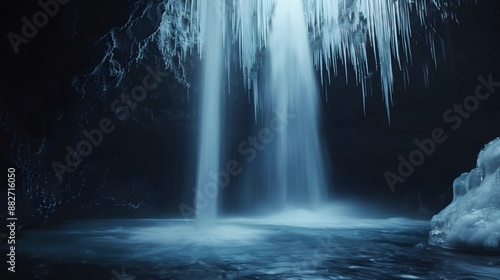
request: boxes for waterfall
[194,0,225,226]
[263,0,328,207]
[182,0,456,223]
[69,0,464,223]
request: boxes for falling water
[194,1,224,226]
[193,0,328,221]
[263,0,328,207]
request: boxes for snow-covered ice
[429,138,500,251]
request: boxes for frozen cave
[429,138,500,251]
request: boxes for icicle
[423,63,430,89]
[165,0,464,122]
[252,76,259,122]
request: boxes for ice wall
[429,138,500,251]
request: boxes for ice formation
[429,138,500,251]
[163,0,461,120]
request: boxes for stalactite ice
[163,0,460,120]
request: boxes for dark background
[1,0,500,229]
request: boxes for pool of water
[4,214,500,279]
